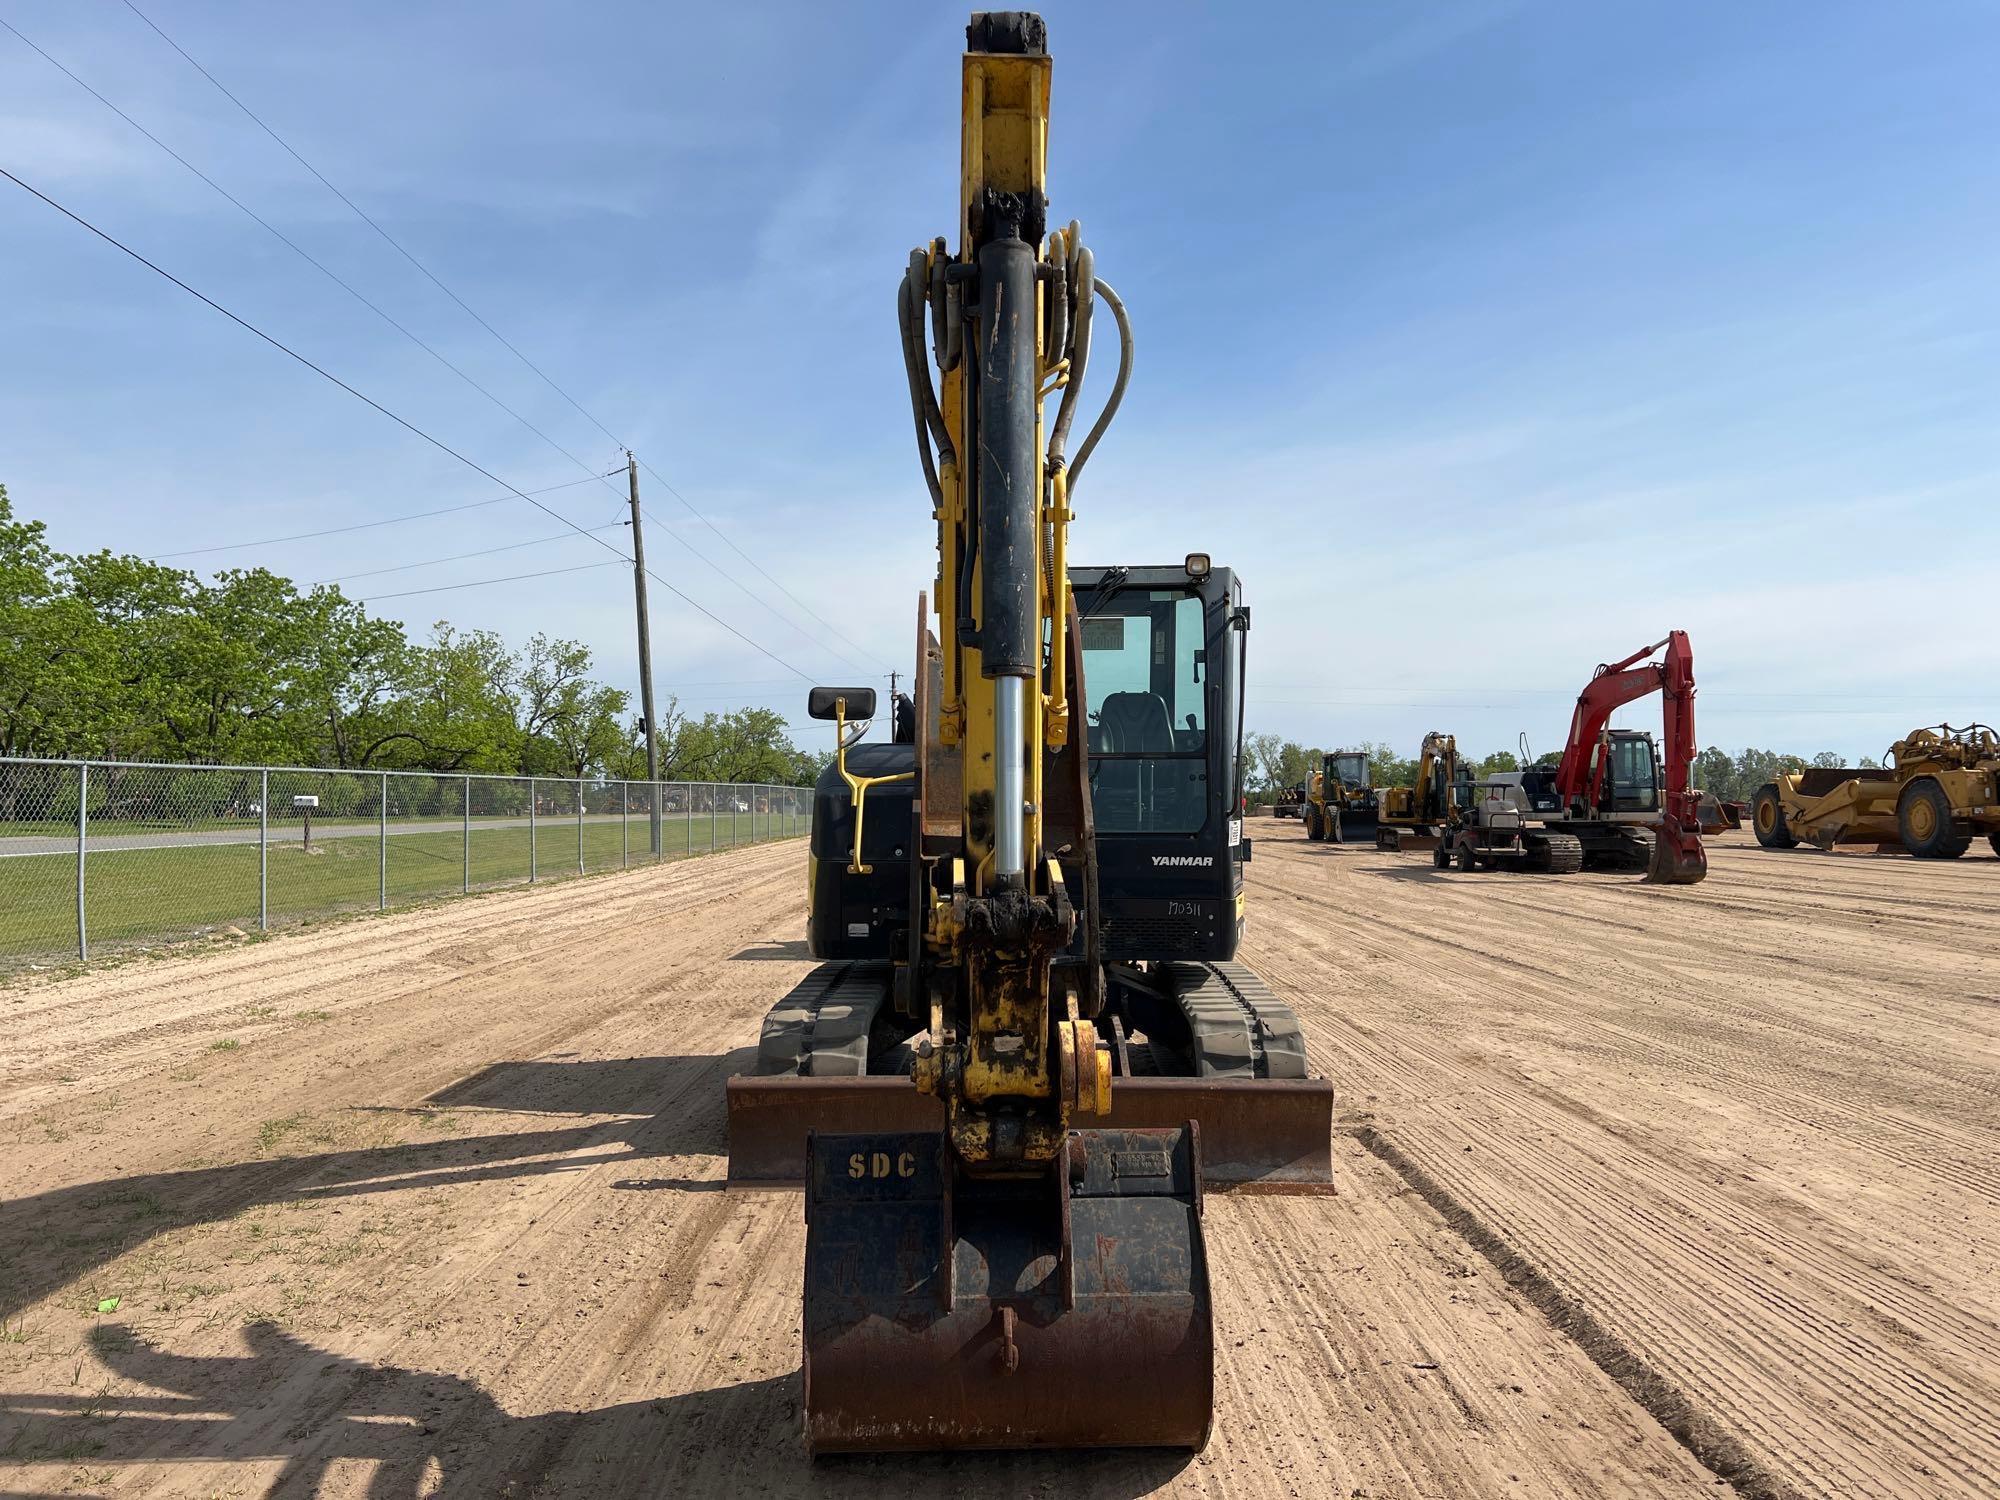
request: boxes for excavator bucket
[803,1126,1212,1452]
[1645,821,1708,884]
[1695,791,1742,835]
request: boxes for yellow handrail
[833,696,913,875]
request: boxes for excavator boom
[739,12,1338,1453]
[1553,631,1706,883]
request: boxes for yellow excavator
[1375,731,1466,852]
[722,13,1333,1453]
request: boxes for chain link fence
[0,757,813,972]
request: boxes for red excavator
[1502,632,1707,883]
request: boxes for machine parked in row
[1303,750,1378,844]
[1753,724,2000,858]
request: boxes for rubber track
[749,960,890,1076]
[1165,959,1311,1080]
[1543,833,1584,874]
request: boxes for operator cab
[1512,729,1660,819]
[1075,558,1249,963]
[1327,751,1368,790]
[806,558,1250,966]
[1603,730,1662,814]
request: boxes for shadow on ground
[731,940,813,962]
[1359,862,1453,885]
[0,1323,1189,1498]
[0,1050,756,1324]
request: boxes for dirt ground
[1,826,1994,1498]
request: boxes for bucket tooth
[802,1126,1214,1453]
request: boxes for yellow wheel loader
[722,12,1334,1454]
[1753,724,2000,859]
[1303,750,1378,844]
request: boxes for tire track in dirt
[1247,824,2000,1499]
[0,832,1721,1497]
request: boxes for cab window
[1082,590,1208,833]
[1609,737,1659,812]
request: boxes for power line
[314,522,629,585]
[118,0,625,451]
[641,503,882,679]
[0,166,815,683]
[358,559,622,602]
[637,458,895,673]
[641,561,812,682]
[4,16,629,501]
[154,474,614,560]
[107,2,893,678]
[0,165,631,552]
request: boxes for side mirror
[808,686,877,722]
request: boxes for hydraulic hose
[1045,229,1093,476]
[899,251,953,510]
[1067,276,1131,491]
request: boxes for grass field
[0,812,793,969]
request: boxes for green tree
[288,591,411,768]
[1,487,823,784]
[1358,739,1417,789]
[1693,746,1736,797]
[1274,742,1323,793]
[0,487,114,759]
[661,701,817,784]
[1243,731,1286,795]
[386,624,520,772]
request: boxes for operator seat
[1094,691,1174,830]
[1098,691,1175,754]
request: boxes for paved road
[0,809,769,858]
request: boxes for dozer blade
[1376,826,1439,853]
[803,1126,1213,1453]
[728,1074,1334,1190]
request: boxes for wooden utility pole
[628,452,663,854]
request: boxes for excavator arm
[1415,731,1459,823]
[1553,631,1706,884]
[795,13,1218,1453]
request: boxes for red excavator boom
[1553,630,1706,884]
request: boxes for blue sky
[2,1,1995,761]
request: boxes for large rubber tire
[1752,785,1797,849]
[1305,807,1324,842]
[1899,779,1961,859]
[1328,810,1345,844]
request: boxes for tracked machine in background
[1492,632,1707,884]
[1375,731,1464,853]
[1753,724,2000,858]
[723,12,1334,1454]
